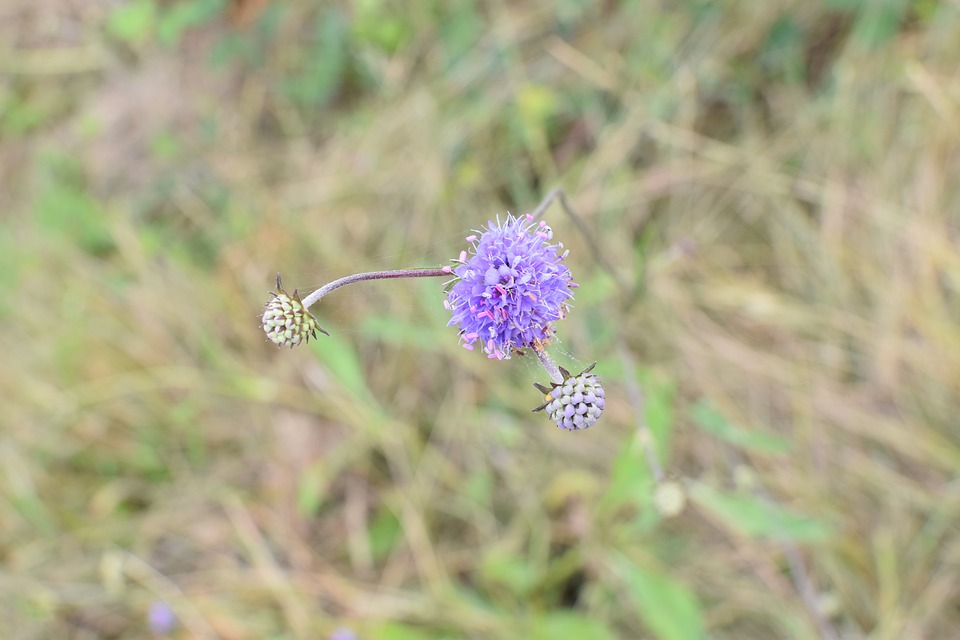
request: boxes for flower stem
[300,268,450,309]
[617,340,665,484]
[534,346,564,385]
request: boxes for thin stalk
[534,347,565,385]
[301,268,450,309]
[617,339,665,484]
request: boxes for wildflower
[147,600,176,636]
[261,193,604,431]
[653,481,687,518]
[261,274,328,348]
[533,362,605,431]
[330,627,359,640]
[446,215,575,359]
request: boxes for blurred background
[2,1,959,638]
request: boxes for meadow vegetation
[2,1,958,638]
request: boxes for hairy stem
[300,268,450,309]
[534,347,565,385]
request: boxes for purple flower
[446,214,576,359]
[330,627,359,640]
[147,600,176,635]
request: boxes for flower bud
[533,362,605,430]
[261,274,328,348]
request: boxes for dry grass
[1,1,958,638]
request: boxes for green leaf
[463,470,493,505]
[33,154,113,255]
[850,0,910,47]
[599,433,655,512]
[690,402,790,454]
[295,462,327,516]
[0,97,49,134]
[309,333,374,406]
[514,84,559,146]
[281,9,348,108]
[209,3,285,68]
[351,0,412,54]
[11,495,56,536]
[437,3,481,66]
[481,548,537,598]
[615,559,705,640]
[106,0,157,44]
[759,16,804,84]
[369,507,402,561]
[689,483,832,542]
[373,622,441,640]
[527,612,617,640]
[517,84,558,128]
[149,131,180,161]
[157,0,225,48]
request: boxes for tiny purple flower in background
[148,600,176,636]
[446,214,576,359]
[330,626,359,640]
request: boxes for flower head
[533,363,605,430]
[148,600,176,636]
[261,274,328,348]
[446,215,575,359]
[329,627,359,640]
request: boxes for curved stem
[300,268,450,309]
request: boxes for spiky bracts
[262,199,605,433]
[261,274,328,348]
[533,363,605,431]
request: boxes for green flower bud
[261,274,328,348]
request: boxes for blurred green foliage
[158,0,227,47]
[615,558,705,640]
[106,0,158,45]
[33,152,113,255]
[2,0,959,638]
